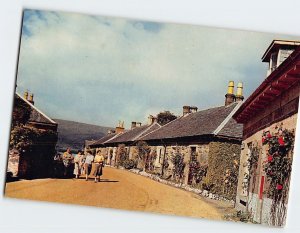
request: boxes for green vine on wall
[188,152,207,185]
[171,150,185,182]
[242,145,260,196]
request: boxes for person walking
[73,151,84,179]
[62,148,73,177]
[93,151,105,183]
[84,150,94,181]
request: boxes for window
[270,52,278,72]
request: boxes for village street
[5,167,234,220]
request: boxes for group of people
[57,148,105,183]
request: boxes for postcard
[4,9,300,227]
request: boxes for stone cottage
[140,87,244,200]
[91,83,244,200]
[233,40,300,226]
[90,120,161,167]
[8,92,58,178]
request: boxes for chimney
[190,106,198,113]
[225,81,236,106]
[148,115,154,125]
[136,122,142,127]
[148,115,157,125]
[28,93,34,105]
[131,121,137,129]
[108,129,115,134]
[183,106,191,116]
[235,82,244,102]
[24,90,29,100]
[115,121,125,134]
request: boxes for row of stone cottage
[87,39,300,226]
[87,84,244,200]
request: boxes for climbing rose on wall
[262,124,295,226]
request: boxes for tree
[156,111,177,125]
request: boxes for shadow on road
[99,179,119,183]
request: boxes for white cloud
[17,9,300,127]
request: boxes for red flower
[276,184,283,190]
[267,133,272,138]
[267,155,273,162]
[262,137,266,144]
[278,136,285,146]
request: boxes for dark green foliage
[12,96,32,127]
[242,145,260,194]
[206,141,241,200]
[156,111,177,125]
[123,159,137,169]
[116,144,127,167]
[171,151,185,180]
[188,152,208,184]
[10,126,58,151]
[136,141,151,160]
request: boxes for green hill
[54,119,113,151]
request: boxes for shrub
[123,159,137,169]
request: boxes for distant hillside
[54,119,113,151]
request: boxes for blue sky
[17,9,300,128]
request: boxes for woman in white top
[84,150,94,181]
[73,151,84,179]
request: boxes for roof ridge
[213,101,243,136]
[139,116,183,140]
[104,132,123,144]
[133,122,161,141]
[16,92,57,124]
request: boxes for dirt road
[5,167,233,220]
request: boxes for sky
[16,9,300,128]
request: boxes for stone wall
[206,141,241,200]
[7,150,20,176]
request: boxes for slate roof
[16,93,57,125]
[85,139,96,147]
[217,118,243,139]
[141,102,243,141]
[103,122,161,144]
[90,133,118,147]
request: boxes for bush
[123,159,137,169]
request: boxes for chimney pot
[183,106,191,116]
[236,82,244,102]
[131,121,137,129]
[190,106,198,113]
[225,81,236,106]
[148,115,157,125]
[28,93,34,105]
[24,90,29,100]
